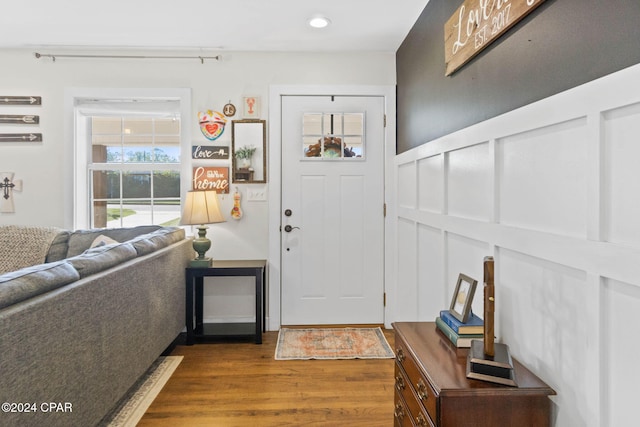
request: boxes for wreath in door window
[305,136,356,158]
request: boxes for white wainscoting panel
[602,277,640,427]
[499,249,591,426]
[446,232,490,317]
[392,63,640,427]
[397,161,416,209]
[498,118,588,238]
[417,154,443,213]
[447,142,492,221]
[417,223,444,320]
[603,102,640,247]
[396,217,418,320]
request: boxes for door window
[302,112,364,159]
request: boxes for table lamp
[180,190,226,267]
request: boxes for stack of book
[436,310,484,348]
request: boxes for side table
[186,259,266,344]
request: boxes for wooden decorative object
[192,166,229,194]
[0,96,41,105]
[466,256,517,386]
[484,256,495,356]
[0,133,42,142]
[467,340,517,387]
[444,0,548,76]
[0,115,39,124]
[223,101,237,117]
[191,145,229,160]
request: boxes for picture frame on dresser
[449,273,478,323]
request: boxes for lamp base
[190,224,212,267]
[189,257,212,268]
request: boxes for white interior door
[281,95,385,325]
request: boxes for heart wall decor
[198,110,227,141]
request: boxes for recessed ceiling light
[308,16,331,29]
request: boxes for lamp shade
[180,191,226,225]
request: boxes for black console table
[185,260,266,344]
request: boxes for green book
[435,316,483,348]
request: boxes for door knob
[284,225,300,232]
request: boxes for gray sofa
[0,225,192,427]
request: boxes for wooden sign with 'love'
[444,0,547,76]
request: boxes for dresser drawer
[395,336,438,423]
[394,390,413,427]
[395,363,435,427]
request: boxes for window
[70,89,190,230]
[302,112,364,159]
[90,116,181,228]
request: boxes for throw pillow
[90,235,118,248]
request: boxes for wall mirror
[231,119,266,183]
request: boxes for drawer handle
[395,375,405,391]
[396,348,405,362]
[416,413,429,426]
[416,378,428,401]
[394,403,406,421]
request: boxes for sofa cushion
[45,230,71,263]
[66,243,138,278]
[0,261,80,309]
[66,225,161,258]
[128,227,186,256]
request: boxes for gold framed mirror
[231,119,266,183]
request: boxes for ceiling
[1,0,428,53]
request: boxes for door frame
[267,85,397,331]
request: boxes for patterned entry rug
[100,356,183,427]
[274,327,395,360]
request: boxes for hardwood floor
[138,329,396,427]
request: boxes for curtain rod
[34,52,220,64]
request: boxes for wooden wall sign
[0,133,42,142]
[192,166,229,194]
[191,145,229,160]
[0,115,39,124]
[444,0,547,76]
[0,96,41,105]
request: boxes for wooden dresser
[393,322,556,427]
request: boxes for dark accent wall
[397,0,640,153]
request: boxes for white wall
[392,63,640,427]
[0,48,395,324]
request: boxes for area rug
[100,355,183,427]
[274,327,395,360]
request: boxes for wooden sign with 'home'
[192,166,229,194]
[444,0,547,76]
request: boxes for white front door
[281,95,385,325]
